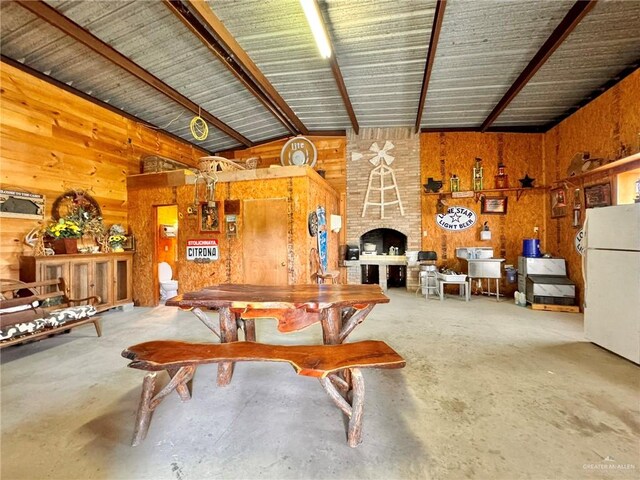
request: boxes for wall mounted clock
[281,136,317,167]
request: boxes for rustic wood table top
[166,283,390,310]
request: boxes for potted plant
[46,218,83,254]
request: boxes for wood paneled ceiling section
[0,0,639,152]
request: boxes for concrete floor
[1,289,638,480]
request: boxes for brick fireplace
[345,127,421,290]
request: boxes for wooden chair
[310,247,339,284]
[122,340,405,447]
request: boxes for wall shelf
[553,151,640,184]
[423,186,548,201]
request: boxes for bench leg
[319,367,366,447]
[132,373,156,447]
[347,368,365,447]
[217,308,238,386]
[166,367,193,401]
[93,318,102,337]
[131,366,196,446]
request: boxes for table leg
[321,307,341,345]
[217,307,238,387]
[496,279,500,301]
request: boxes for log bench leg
[132,373,156,447]
[217,308,238,387]
[319,367,365,447]
[131,366,195,446]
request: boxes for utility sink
[455,247,494,260]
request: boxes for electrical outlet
[423,230,428,237]
[533,226,539,233]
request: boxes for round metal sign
[436,206,477,231]
[281,136,317,167]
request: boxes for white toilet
[158,262,178,301]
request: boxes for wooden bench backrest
[1,278,69,308]
[123,340,406,378]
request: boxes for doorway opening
[155,205,178,305]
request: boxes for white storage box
[437,272,467,282]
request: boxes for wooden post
[217,307,238,386]
[132,373,156,447]
[347,368,365,447]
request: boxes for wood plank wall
[421,132,546,296]
[543,69,640,305]
[0,62,206,279]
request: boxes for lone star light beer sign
[186,239,218,262]
[436,206,477,231]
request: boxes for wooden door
[242,199,289,285]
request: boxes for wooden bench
[0,278,102,348]
[122,340,405,447]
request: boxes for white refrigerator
[584,203,640,364]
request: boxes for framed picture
[584,182,612,209]
[550,187,567,218]
[122,234,136,251]
[481,196,508,214]
[199,202,223,233]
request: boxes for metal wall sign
[0,189,45,220]
[280,136,317,167]
[186,239,218,262]
[436,206,477,231]
[575,229,585,256]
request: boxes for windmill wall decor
[353,141,405,219]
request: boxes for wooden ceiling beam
[415,0,447,132]
[311,0,359,134]
[165,0,298,135]
[480,0,597,132]
[185,0,309,135]
[17,0,252,147]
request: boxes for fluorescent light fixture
[300,0,331,59]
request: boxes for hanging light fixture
[300,0,332,59]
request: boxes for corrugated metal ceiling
[1,0,638,152]
[495,0,640,127]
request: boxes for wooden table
[166,284,389,385]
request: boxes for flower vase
[111,244,124,253]
[51,238,78,255]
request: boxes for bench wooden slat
[122,340,405,378]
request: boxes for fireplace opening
[359,228,407,288]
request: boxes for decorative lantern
[495,163,509,189]
[472,157,483,191]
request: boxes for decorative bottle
[450,174,460,192]
[495,163,509,189]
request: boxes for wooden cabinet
[19,253,134,312]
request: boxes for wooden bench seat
[0,278,102,348]
[122,340,405,447]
